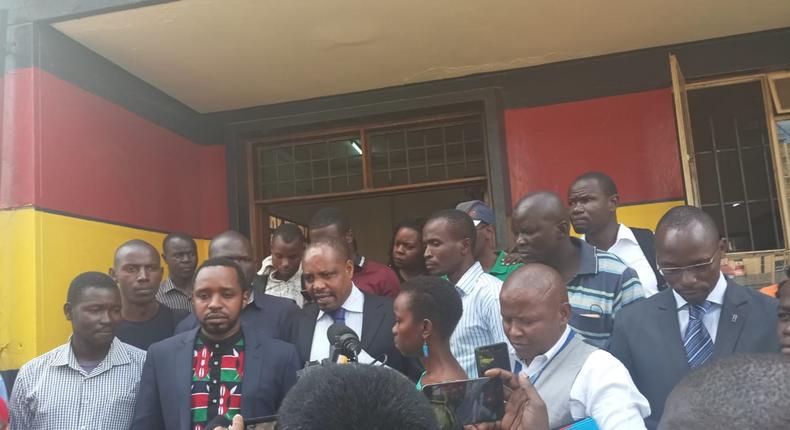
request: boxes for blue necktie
[684,301,713,368]
[329,308,346,325]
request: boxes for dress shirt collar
[455,262,485,296]
[317,283,364,320]
[52,337,132,372]
[160,277,177,294]
[673,272,727,309]
[572,237,599,275]
[614,224,639,246]
[520,326,572,372]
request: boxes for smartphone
[244,415,278,430]
[475,342,510,377]
[422,377,505,425]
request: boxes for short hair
[309,207,350,233]
[67,272,119,305]
[272,223,306,245]
[114,239,159,267]
[425,209,476,249]
[162,232,196,253]
[193,257,251,291]
[778,279,789,299]
[278,364,439,430]
[660,354,790,429]
[400,276,463,339]
[306,237,351,262]
[572,171,618,196]
[656,205,720,238]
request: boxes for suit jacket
[609,279,780,428]
[131,322,300,430]
[630,227,667,291]
[175,290,298,341]
[286,291,416,377]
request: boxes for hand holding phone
[422,377,505,426]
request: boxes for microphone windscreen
[327,322,358,344]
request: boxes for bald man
[511,191,644,348]
[659,354,790,430]
[502,264,649,429]
[609,206,780,428]
[111,239,182,350]
[174,231,298,340]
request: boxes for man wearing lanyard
[501,264,650,430]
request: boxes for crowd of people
[1,171,789,430]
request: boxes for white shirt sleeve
[569,349,650,430]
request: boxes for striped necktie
[329,307,346,325]
[684,301,713,368]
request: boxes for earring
[422,341,429,357]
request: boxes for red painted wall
[0,68,37,210]
[504,89,685,205]
[1,67,228,238]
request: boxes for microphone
[327,323,362,362]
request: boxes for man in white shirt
[568,171,664,296]
[285,237,411,376]
[423,209,508,378]
[256,223,307,307]
[502,264,650,430]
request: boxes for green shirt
[488,250,523,281]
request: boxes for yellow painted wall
[618,200,685,231]
[0,208,39,369]
[568,200,685,237]
[0,209,210,369]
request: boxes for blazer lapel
[712,280,749,358]
[241,324,263,415]
[360,294,385,352]
[299,305,320,362]
[176,328,199,429]
[655,291,690,373]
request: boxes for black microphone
[327,323,362,362]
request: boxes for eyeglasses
[657,252,719,278]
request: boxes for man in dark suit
[568,171,666,296]
[609,206,780,428]
[286,237,408,374]
[132,257,299,430]
[175,230,298,341]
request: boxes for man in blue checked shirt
[9,272,146,430]
[423,209,508,378]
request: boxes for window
[687,81,784,253]
[671,54,790,286]
[251,113,487,203]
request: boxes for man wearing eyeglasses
[609,205,780,429]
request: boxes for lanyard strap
[515,330,576,385]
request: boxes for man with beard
[132,257,299,430]
[112,239,182,350]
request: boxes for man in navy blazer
[286,237,414,377]
[174,231,298,340]
[132,257,299,430]
[609,206,780,429]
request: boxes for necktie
[684,301,713,368]
[328,307,346,325]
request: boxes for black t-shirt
[116,304,182,350]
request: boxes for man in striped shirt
[423,209,508,378]
[511,191,644,348]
